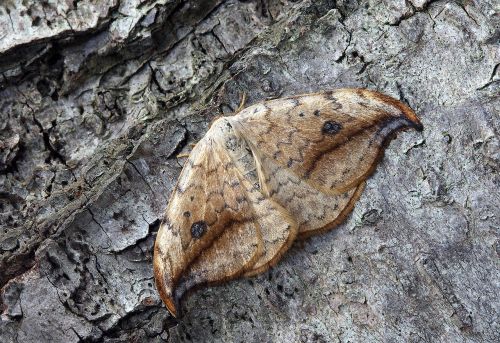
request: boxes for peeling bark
[1,0,499,342]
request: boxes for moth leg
[236,92,247,113]
[176,143,198,158]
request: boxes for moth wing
[154,120,297,316]
[178,177,298,291]
[252,150,366,239]
[220,123,299,277]
[231,88,422,195]
[241,185,298,277]
[153,131,262,317]
[172,220,263,313]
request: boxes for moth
[154,88,423,317]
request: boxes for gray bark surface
[0,0,498,342]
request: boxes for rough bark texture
[0,0,498,342]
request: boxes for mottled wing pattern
[154,119,297,316]
[242,188,297,277]
[219,123,299,277]
[153,131,260,316]
[154,88,423,317]
[232,88,423,195]
[172,219,262,309]
[251,151,366,239]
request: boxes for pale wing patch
[242,188,297,277]
[251,149,363,238]
[221,119,298,277]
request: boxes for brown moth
[153,88,423,317]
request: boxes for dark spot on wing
[314,110,321,116]
[225,136,238,151]
[163,220,172,230]
[191,221,207,239]
[324,92,343,110]
[324,91,335,100]
[322,121,342,135]
[331,101,342,110]
[355,89,366,98]
[183,211,191,218]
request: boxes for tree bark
[1,0,498,342]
